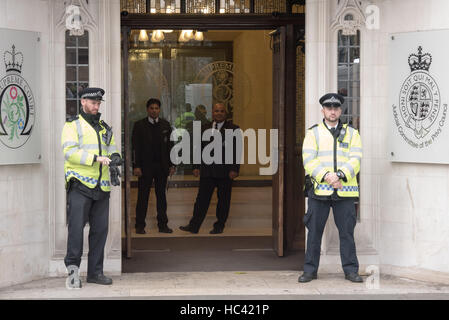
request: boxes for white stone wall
[306,0,449,281]
[0,0,122,288]
[370,0,449,277]
[0,0,51,288]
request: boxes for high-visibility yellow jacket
[61,114,118,192]
[302,122,362,197]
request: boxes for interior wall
[233,30,273,177]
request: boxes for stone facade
[306,0,449,282]
[48,0,122,278]
[1,0,449,289]
[0,0,121,288]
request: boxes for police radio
[100,120,113,146]
[337,126,346,143]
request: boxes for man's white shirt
[148,117,159,124]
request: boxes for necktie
[330,127,336,135]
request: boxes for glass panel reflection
[66,48,77,65]
[66,83,77,98]
[126,30,272,179]
[65,30,89,120]
[337,30,360,129]
[66,66,76,81]
[78,48,89,64]
[66,100,78,117]
[79,66,89,82]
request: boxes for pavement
[1,271,449,300]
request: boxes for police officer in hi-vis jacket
[298,93,363,283]
[61,87,121,288]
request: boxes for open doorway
[124,29,273,233]
[120,16,305,272]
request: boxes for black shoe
[86,273,113,285]
[179,225,198,234]
[159,225,173,233]
[135,227,146,234]
[298,272,317,283]
[345,272,363,283]
[209,227,223,234]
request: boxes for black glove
[110,153,123,166]
[109,153,123,186]
[110,165,121,186]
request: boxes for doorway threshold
[122,227,272,239]
[122,236,303,273]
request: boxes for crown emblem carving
[408,46,432,72]
[3,45,23,73]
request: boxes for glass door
[126,34,232,176]
[122,29,276,258]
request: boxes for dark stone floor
[122,236,304,273]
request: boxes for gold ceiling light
[151,30,165,43]
[178,30,194,42]
[138,30,149,42]
[194,31,204,41]
[179,30,204,42]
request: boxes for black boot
[179,224,198,234]
[159,225,173,233]
[298,272,317,283]
[87,273,113,285]
[345,273,363,283]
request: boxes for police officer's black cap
[319,93,344,107]
[80,87,105,101]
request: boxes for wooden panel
[294,35,306,250]
[120,13,305,30]
[122,27,133,259]
[284,24,302,251]
[271,27,286,256]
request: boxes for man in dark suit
[180,103,241,234]
[132,98,175,234]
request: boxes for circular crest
[0,75,35,149]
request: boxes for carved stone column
[49,0,122,276]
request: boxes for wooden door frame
[121,13,305,258]
[121,13,304,30]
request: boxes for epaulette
[66,115,79,122]
[308,124,318,130]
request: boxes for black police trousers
[135,164,169,229]
[303,196,359,275]
[64,186,109,277]
[188,176,233,232]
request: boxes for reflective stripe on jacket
[61,115,117,192]
[302,122,362,197]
